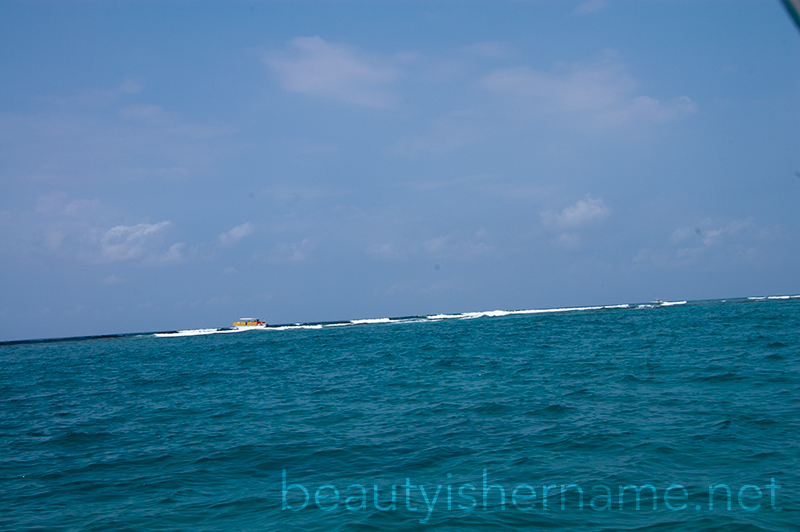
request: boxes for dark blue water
[2,297,799,531]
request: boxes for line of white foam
[350,318,392,325]
[154,295,797,338]
[154,328,242,338]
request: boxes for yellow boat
[232,318,267,326]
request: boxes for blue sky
[1,0,798,341]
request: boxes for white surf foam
[427,310,511,320]
[156,295,800,339]
[268,324,324,331]
[155,328,240,338]
[427,305,618,321]
[350,318,392,325]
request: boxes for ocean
[1,296,799,531]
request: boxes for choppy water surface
[2,297,799,531]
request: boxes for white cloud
[636,217,777,268]
[20,193,185,265]
[35,191,109,219]
[671,218,752,259]
[541,195,610,229]
[482,53,696,130]
[262,238,314,263]
[100,221,172,262]
[263,36,399,108]
[219,222,254,245]
[151,242,185,264]
[43,230,66,250]
[573,0,608,15]
[670,219,751,248]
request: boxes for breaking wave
[148,296,800,339]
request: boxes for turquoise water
[2,297,799,531]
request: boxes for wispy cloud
[263,36,399,108]
[35,191,110,218]
[99,221,174,262]
[540,195,610,250]
[573,0,608,15]
[13,193,186,265]
[366,242,405,261]
[541,195,610,229]
[259,238,314,263]
[0,83,235,185]
[154,242,185,264]
[634,217,779,268]
[219,222,254,245]
[482,52,696,130]
[670,218,753,259]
